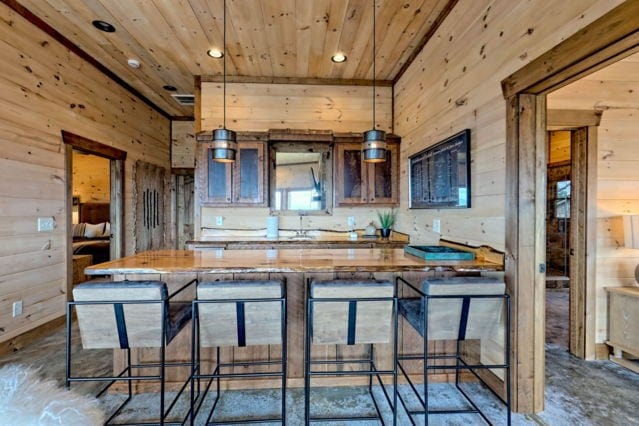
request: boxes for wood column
[505,93,546,413]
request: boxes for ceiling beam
[393,0,460,85]
[2,0,172,120]
[199,75,393,87]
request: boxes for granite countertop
[85,248,503,275]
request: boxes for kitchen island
[85,248,504,390]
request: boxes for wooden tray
[404,245,475,260]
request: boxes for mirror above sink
[269,141,332,215]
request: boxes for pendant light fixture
[211,0,236,162]
[362,0,386,163]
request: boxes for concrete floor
[546,289,569,348]
[1,320,638,425]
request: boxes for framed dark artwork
[409,129,471,209]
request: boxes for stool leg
[65,303,72,390]
[160,345,166,425]
[281,299,287,424]
[304,297,311,425]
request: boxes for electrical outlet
[12,300,23,317]
[433,218,441,234]
[347,216,356,229]
[37,217,55,232]
[215,216,224,226]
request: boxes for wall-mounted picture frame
[409,129,471,209]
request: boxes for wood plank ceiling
[14,0,456,117]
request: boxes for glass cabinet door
[334,142,367,205]
[234,142,265,204]
[367,141,399,205]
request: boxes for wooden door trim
[502,1,639,413]
[62,131,127,160]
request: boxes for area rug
[0,364,104,425]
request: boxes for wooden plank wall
[548,53,639,344]
[0,3,169,344]
[72,151,111,203]
[200,82,392,134]
[171,121,196,168]
[393,0,623,250]
[198,81,392,236]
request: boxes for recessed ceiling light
[127,58,141,69]
[207,49,224,59]
[331,53,347,63]
[92,20,116,33]
[163,85,177,92]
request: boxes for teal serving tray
[404,245,475,260]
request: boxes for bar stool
[396,276,511,425]
[305,278,398,425]
[190,279,287,424]
[66,279,196,425]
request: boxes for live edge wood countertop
[84,248,503,275]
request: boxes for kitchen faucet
[295,213,308,237]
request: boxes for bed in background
[72,202,110,264]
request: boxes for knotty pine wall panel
[0,3,169,344]
[200,82,392,134]
[393,0,623,251]
[72,152,110,204]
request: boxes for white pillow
[84,223,104,238]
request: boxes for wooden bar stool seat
[190,279,287,425]
[305,278,398,425]
[66,279,197,425]
[396,276,511,425]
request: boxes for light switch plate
[433,218,441,233]
[12,300,22,317]
[37,217,55,232]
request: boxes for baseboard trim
[0,316,65,357]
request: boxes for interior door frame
[62,131,127,298]
[501,2,639,413]
[547,111,601,360]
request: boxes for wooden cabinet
[607,287,639,372]
[196,132,268,206]
[334,135,399,206]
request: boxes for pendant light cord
[372,0,376,131]
[223,0,227,130]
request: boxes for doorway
[501,1,638,412]
[545,130,572,350]
[62,131,126,297]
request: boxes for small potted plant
[377,209,396,238]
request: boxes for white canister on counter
[266,216,279,239]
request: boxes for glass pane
[374,150,393,198]
[556,199,570,218]
[208,151,227,199]
[557,180,571,198]
[239,148,258,199]
[273,151,325,211]
[343,150,362,198]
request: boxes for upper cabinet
[334,134,400,206]
[196,132,268,206]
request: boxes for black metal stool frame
[395,276,511,426]
[190,279,287,425]
[304,279,399,425]
[65,278,197,426]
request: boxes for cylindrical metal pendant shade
[211,128,237,162]
[363,129,386,163]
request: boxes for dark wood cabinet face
[198,139,267,206]
[335,140,398,206]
